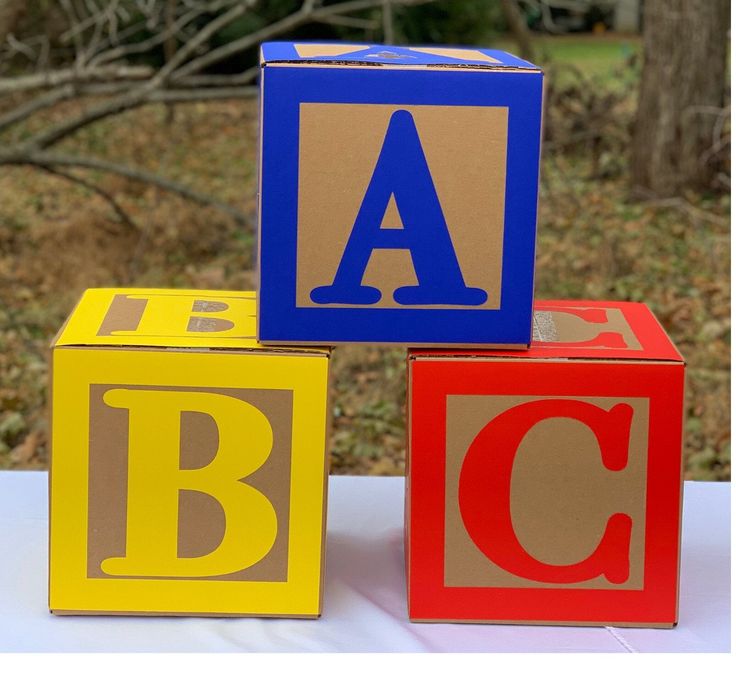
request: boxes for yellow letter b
[101,389,277,578]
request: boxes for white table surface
[0,473,729,652]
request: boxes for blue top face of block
[260,42,540,70]
[257,63,543,346]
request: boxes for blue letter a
[310,110,487,306]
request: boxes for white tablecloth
[0,473,729,652]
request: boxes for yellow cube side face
[49,347,329,617]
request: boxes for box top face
[53,288,330,354]
[260,41,540,71]
[410,300,684,362]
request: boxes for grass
[495,32,641,90]
[536,34,639,70]
[0,33,729,479]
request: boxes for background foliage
[0,2,730,480]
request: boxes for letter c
[458,400,634,584]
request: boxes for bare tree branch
[35,162,140,231]
[78,16,151,58]
[0,65,154,94]
[59,0,85,64]
[0,0,440,227]
[6,33,37,61]
[24,79,257,149]
[89,0,233,68]
[0,150,249,225]
[316,15,379,29]
[382,0,395,44]
[149,85,257,102]
[173,0,434,80]
[8,0,432,151]
[164,0,178,123]
[176,67,259,86]
[28,90,150,149]
[155,0,257,85]
[632,187,730,228]
[78,0,117,66]
[500,0,536,62]
[0,86,75,132]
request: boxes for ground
[0,35,730,479]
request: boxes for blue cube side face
[258,65,543,345]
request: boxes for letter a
[310,109,487,305]
[101,389,277,578]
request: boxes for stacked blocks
[48,42,685,627]
[406,301,685,626]
[49,289,330,617]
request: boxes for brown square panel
[87,385,293,583]
[295,103,508,310]
[444,395,649,590]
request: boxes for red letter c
[458,400,633,584]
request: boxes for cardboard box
[406,300,685,626]
[257,41,543,346]
[48,288,331,617]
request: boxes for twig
[0,79,257,134]
[148,86,258,102]
[21,82,256,149]
[0,150,249,226]
[154,1,256,85]
[500,0,536,62]
[89,0,233,67]
[635,191,730,229]
[170,0,320,80]
[0,86,75,133]
[80,0,120,67]
[0,65,154,94]
[35,163,139,231]
[7,0,432,151]
[699,105,730,170]
[382,0,395,44]
[59,0,85,64]
[80,16,151,57]
[176,68,259,86]
[0,0,439,232]
[28,89,153,150]
[172,0,434,80]
[5,33,37,62]
[316,15,379,29]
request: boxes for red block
[406,301,685,627]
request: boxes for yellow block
[49,289,330,617]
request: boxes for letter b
[101,389,277,578]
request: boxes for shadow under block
[49,288,331,617]
[257,41,543,346]
[406,300,686,626]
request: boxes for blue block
[257,42,543,346]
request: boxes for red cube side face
[406,302,685,627]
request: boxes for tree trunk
[164,0,177,125]
[500,0,535,63]
[0,0,26,40]
[631,0,729,197]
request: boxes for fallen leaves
[0,96,730,480]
